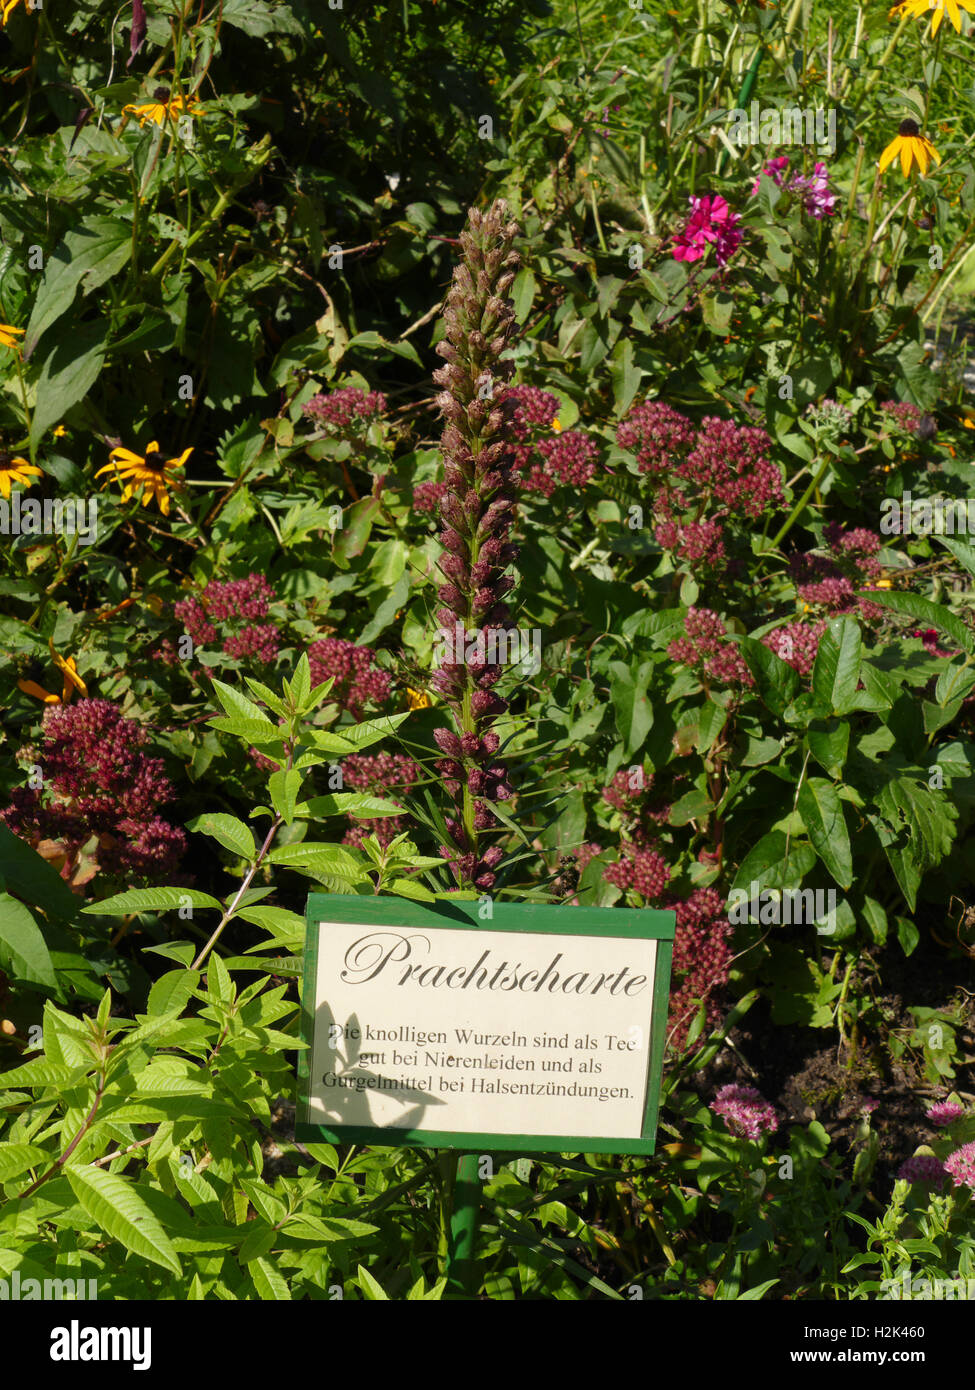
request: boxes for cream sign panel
[307,921,659,1140]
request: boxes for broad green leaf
[303,793,404,819]
[356,1265,389,1300]
[0,825,80,921]
[859,589,974,655]
[797,778,853,887]
[812,616,862,714]
[269,769,303,825]
[187,812,256,860]
[30,318,108,447]
[388,877,437,902]
[66,1164,182,1275]
[0,893,57,990]
[82,888,223,916]
[24,219,132,355]
[741,638,799,716]
[806,721,850,778]
[146,969,200,1017]
[0,1142,50,1182]
[210,677,272,725]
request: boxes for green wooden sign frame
[297,894,675,1156]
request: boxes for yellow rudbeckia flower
[95,441,192,516]
[0,323,24,350]
[124,88,201,128]
[1,0,26,24]
[0,451,42,499]
[879,119,941,177]
[890,0,975,35]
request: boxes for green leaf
[812,616,862,715]
[30,318,108,447]
[858,589,974,655]
[146,969,200,1017]
[388,877,437,902]
[269,769,303,825]
[208,716,286,745]
[24,218,132,355]
[66,1164,182,1275]
[797,778,853,888]
[0,1142,50,1182]
[732,832,816,892]
[210,677,271,725]
[741,638,800,716]
[334,497,381,562]
[0,825,80,921]
[0,893,57,990]
[249,1257,291,1299]
[610,660,653,757]
[806,721,850,778]
[81,888,223,916]
[187,813,255,860]
[356,1265,390,1300]
[268,843,364,880]
[303,793,405,819]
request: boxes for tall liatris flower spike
[430,200,521,891]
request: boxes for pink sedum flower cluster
[307,637,391,720]
[711,1084,779,1140]
[503,385,602,497]
[303,387,387,430]
[926,1100,965,1127]
[340,752,421,849]
[668,607,754,689]
[2,699,186,884]
[174,573,280,667]
[944,1142,975,1190]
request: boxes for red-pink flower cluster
[414,480,448,514]
[615,401,697,478]
[307,637,391,719]
[944,1142,975,1190]
[668,887,734,1050]
[761,619,827,678]
[617,404,783,576]
[604,843,671,899]
[897,1154,948,1185]
[502,385,600,497]
[668,607,754,689]
[789,524,884,613]
[174,573,280,667]
[303,387,387,430]
[879,401,922,435]
[2,699,186,884]
[751,158,837,219]
[711,1084,779,1140]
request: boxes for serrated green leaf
[66,1164,182,1275]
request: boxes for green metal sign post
[298,893,675,1296]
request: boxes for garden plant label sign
[298,894,675,1155]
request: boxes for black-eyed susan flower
[890,0,975,34]
[0,451,42,499]
[879,119,941,177]
[1,0,26,24]
[0,323,24,350]
[95,441,191,516]
[406,686,431,710]
[123,88,200,128]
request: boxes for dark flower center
[143,450,167,473]
[0,451,10,467]
[899,119,920,138]
[153,87,171,103]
